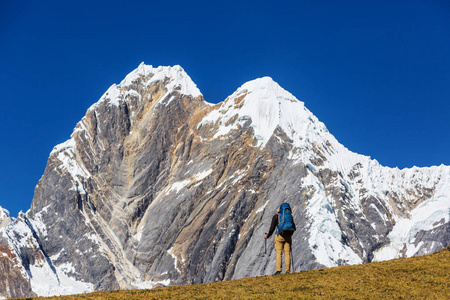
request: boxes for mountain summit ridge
[1,64,449,299]
[88,63,202,113]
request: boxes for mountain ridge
[0,63,449,298]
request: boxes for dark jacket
[266,213,296,238]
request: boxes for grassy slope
[24,247,449,300]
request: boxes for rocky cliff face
[1,63,449,298]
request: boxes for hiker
[264,203,296,275]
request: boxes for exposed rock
[0,244,36,299]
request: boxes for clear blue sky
[1,0,449,217]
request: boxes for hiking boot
[285,270,291,274]
[273,271,281,275]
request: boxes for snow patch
[50,139,91,195]
[29,262,94,297]
[373,195,450,261]
[194,168,213,181]
[166,169,213,195]
[200,76,330,148]
[50,249,64,261]
[133,278,171,289]
[167,247,181,274]
[28,205,51,237]
[304,172,362,267]
[5,216,40,249]
[121,63,202,99]
[256,200,270,214]
[166,179,191,195]
[134,226,144,242]
[0,206,12,229]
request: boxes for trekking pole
[291,244,294,272]
[264,233,267,254]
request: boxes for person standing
[264,203,296,275]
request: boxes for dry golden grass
[23,247,449,300]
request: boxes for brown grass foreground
[22,247,449,300]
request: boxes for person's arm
[265,214,278,238]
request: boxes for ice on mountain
[373,194,450,261]
[28,261,94,297]
[200,76,339,150]
[0,207,12,229]
[27,205,50,237]
[50,139,91,195]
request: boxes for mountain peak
[120,63,202,98]
[243,76,276,86]
[201,75,312,147]
[88,63,202,112]
[234,76,298,104]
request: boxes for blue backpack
[278,203,295,234]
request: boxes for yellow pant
[275,233,292,272]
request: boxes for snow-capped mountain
[1,63,449,298]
